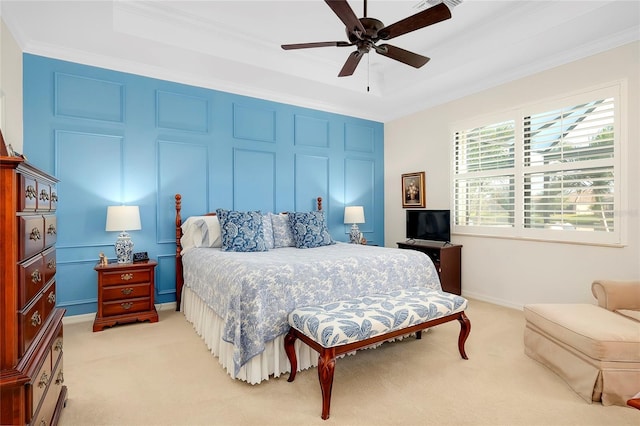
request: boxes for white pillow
[180,215,222,250]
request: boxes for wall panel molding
[55,72,124,122]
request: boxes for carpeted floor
[58,299,638,425]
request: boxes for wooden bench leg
[457,311,471,360]
[318,348,336,420]
[285,329,298,382]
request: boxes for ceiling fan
[281,0,452,77]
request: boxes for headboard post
[317,197,322,211]
[175,194,183,311]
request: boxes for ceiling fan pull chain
[367,53,370,92]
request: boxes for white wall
[0,17,23,153]
[385,42,640,309]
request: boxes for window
[453,84,623,245]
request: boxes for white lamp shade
[344,206,365,224]
[105,205,141,232]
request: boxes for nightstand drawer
[101,269,151,286]
[102,283,151,302]
[102,297,151,316]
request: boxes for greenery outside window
[453,83,624,245]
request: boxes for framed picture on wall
[401,171,425,208]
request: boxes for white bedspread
[182,242,440,375]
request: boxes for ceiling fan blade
[376,44,430,68]
[325,0,366,39]
[338,50,364,77]
[281,41,352,50]
[379,3,451,40]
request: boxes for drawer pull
[120,273,134,281]
[30,227,41,241]
[54,340,63,352]
[51,192,58,202]
[31,269,42,283]
[55,371,65,385]
[31,311,42,327]
[47,224,57,235]
[40,420,46,426]
[48,291,56,304]
[121,287,134,295]
[48,259,56,269]
[38,371,49,388]
[25,185,37,200]
[121,302,133,310]
[39,189,49,201]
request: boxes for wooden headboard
[174,194,323,311]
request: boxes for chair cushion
[524,304,640,362]
[289,288,467,348]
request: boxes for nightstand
[93,260,159,332]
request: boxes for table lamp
[344,206,365,244]
[105,205,141,263]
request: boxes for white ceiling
[2,0,639,122]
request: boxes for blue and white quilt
[182,242,441,374]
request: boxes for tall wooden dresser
[1,157,67,425]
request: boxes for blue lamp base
[114,231,134,263]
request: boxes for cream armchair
[524,280,640,407]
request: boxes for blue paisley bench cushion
[288,287,468,348]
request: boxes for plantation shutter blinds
[452,85,620,244]
[454,121,515,227]
[523,98,615,232]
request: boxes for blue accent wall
[22,54,385,316]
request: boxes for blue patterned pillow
[288,211,335,249]
[262,212,274,249]
[271,213,295,248]
[216,209,268,252]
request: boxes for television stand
[397,240,462,295]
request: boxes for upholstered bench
[284,287,471,419]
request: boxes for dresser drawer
[44,215,57,248]
[32,352,64,425]
[18,281,55,357]
[19,174,38,211]
[20,215,45,260]
[101,269,151,286]
[19,297,45,356]
[31,348,53,419]
[43,247,57,285]
[19,254,46,309]
[102,282,151,302]
[102,297,151,317]
[38,184,52,211]
[50,184,58,211]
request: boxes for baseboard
[462,290,524,311]
[62,301,178,325]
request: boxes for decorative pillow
[288,211,335,249]
[216,209,268,252]
[262,212,274,249]
[271,213,295,248]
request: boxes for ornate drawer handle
[25,185,37,200]
[47,224,57,235]
[30,228,41,241]
[55,370,64,385]
[40,420,46,426]
[31,269,42,283]
[38,371,49,388]
[54,340,63,352]
[121,287,134,295]
[31,311,42,327]
[51,192,58,202]
[48,259,56,269]
[120,273,134,281]
[39,189,50,201]
[121,302,133,310]
[48,291,56,304]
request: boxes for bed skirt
[182,286,320,384]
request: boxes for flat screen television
[406,209,451,243]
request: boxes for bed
[174,194,442,384]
